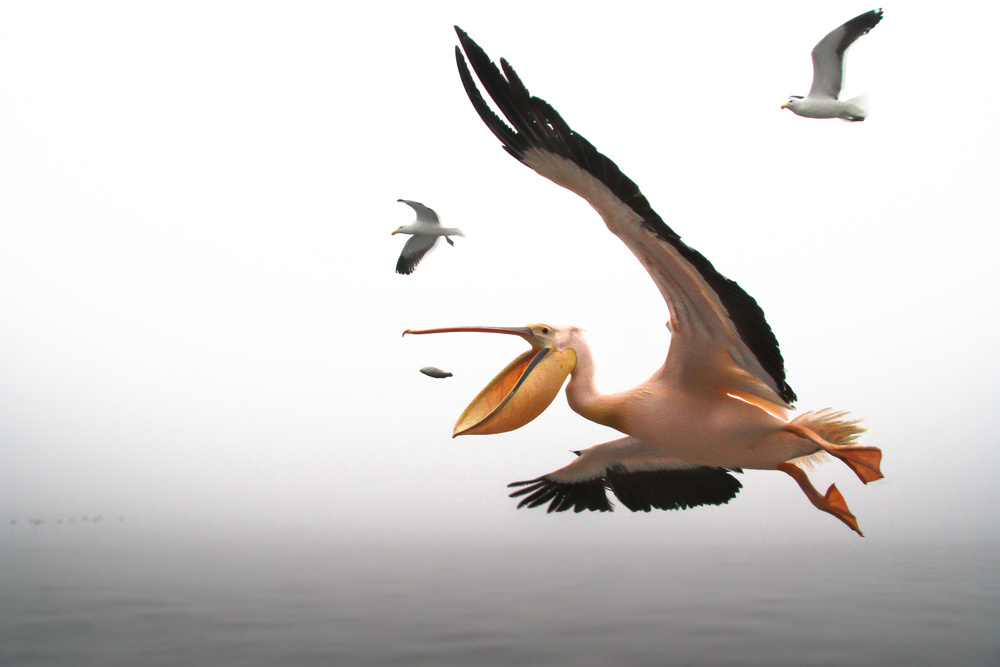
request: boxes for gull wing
[808,9,884,100]
[455,28,795,404]
[398,199,440,225]
[397,234,440,275]
[507,437,743,513]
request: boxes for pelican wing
[455,28,795,403]
[397,199,440,225]
[807,9,883,100]
[397,234,440,275]
[507,437,743,513]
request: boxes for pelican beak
[403,326,577,437]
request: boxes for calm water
[2,524,998,666]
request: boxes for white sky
[1,1,998,546]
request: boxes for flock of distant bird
[394,11,884,535]
[9,515,124,526]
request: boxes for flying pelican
[782,9,883,121]
[392,199,464,274]
[404,28,883,536]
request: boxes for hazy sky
[1,1,998,546]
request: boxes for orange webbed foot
[778,462,864,537]
[819,483,863,537]
[833,446,883,484]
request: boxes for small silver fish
[420,366,453,379]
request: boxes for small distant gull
[782,9,883,121]
[420,366,453,379]
[391,199,464,274]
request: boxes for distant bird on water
[420,366,453,379]
[392,199,464,274]
[782,9,883,121]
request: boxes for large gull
[782,9,883,121]
[391,199,464,275]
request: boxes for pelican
[404,28,883,536]
[782,9,883,121]
[392,199,464,274]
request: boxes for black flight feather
[454,27,796,403]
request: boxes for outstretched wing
[396,234,439,275]
[397,199,440,225]
[808,9,884,100]
[455,28,795,404]
[507,437,743,513]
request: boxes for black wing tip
[607,466,743,513]
[454,27,796,402]
[506,465,744,515]
[454,27,484,62]
[507,477,613,513]
[847,8,884,35]
[863,7,884,30]
[395,256,417,274]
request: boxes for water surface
[3,524,997,666]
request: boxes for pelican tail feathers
[789,408,867,468]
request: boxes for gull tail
[841,94,869,122]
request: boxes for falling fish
[420,366,453,379]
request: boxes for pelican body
[782,9,883,121]
[405,28,883,535]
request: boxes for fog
[2,1,998,547]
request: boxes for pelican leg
[778,462,863,537]
[784,422,883,484]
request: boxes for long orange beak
[403,326,576,437]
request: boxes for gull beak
[403,326,577,437]
[391,230,400,235]
[780,103,790,109]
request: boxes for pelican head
[403,324,578,437]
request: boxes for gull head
[391,224,419,237]
[781,96,805,111]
